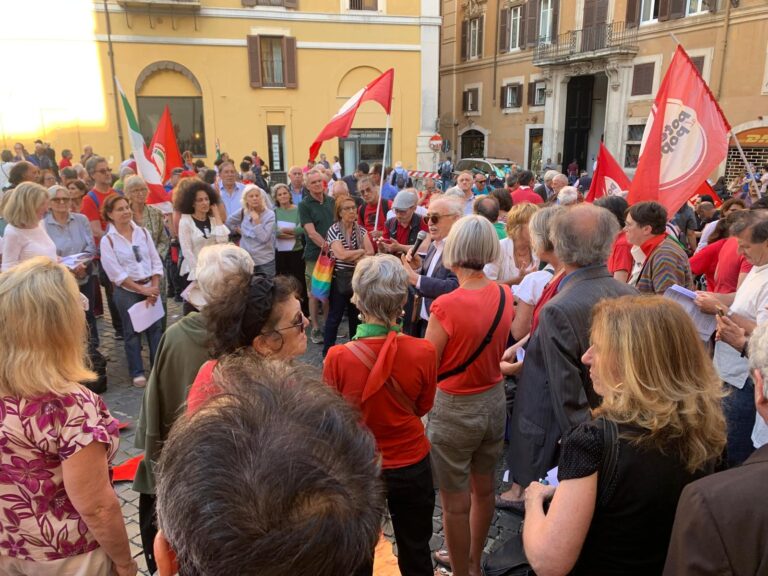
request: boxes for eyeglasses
[477,179,487,184]
[359,187,373,194]
[52,197,71,204]
[271,312,306,334]
[341,205,357,212]
[93,168,111,175]
[424,213,450,224]
[132,245,143,263]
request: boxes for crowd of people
[0,140,767,576]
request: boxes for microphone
[408,230,428,260]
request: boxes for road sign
[429,134,443,152]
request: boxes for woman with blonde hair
[1,182,57,271]
[0,258,136,576]
[226,184,276,277]
[523,295,726,576]
[484,202,539,285]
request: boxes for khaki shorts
[304,259,317,297]
[427,382,506,492]
[0,546,111,576]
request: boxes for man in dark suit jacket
[500,205,638,507]
[401,195,461,336]
[663,323,768,576]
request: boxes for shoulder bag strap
[438,285,506,382]
[87,190,100,208]
[345,340,417,416]
[597,417,620,507]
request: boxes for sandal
[494,494,526,515]
[433,548,451,569]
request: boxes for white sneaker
[132,376,147,388]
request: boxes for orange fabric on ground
[373,534,401,576]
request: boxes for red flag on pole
[309,69,394,162]
[628,46,730,215]
[586,142,631,202]
[149,106,184,182]
[689,180,723,208]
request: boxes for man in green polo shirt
[299,169,335,344]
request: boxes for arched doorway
[460,129,485,158]
[135,62,206,156]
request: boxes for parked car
[453,158,516,188]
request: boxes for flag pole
[730,131,761,199]
[374,113,391,232]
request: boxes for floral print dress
[0,387,119,561]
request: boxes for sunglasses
[132,245,143,263]
[272,312,306,334]
[424,213,450,224]
[477,179,487,184]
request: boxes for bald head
[551,204,618,267]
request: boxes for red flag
[309,69,394,161]
[586,142,631,202]
[149,106,184,182]
[628,46,730,215]
[689,180,723,208]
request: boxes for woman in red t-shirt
[425,215,514,576]
[324,255,437,576]
[186,274,308,413]
[595,195,633,283]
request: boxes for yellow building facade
[439,0,768,181]
[0,0,441,177]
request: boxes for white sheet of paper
[545,466,559,487]
[663,284,717,340]
[127,298,164,333]
[516,347,526,363]
[502,470,510,483]
[276,220,296,252]
[59,252,91,269]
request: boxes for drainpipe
[492,0,500,108]
[104,0,126,160]
[714,0,732,100]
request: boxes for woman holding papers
[45,184,98,349]
[522,296,725,576]
[99,194,164,388]
[0,182,57,271]
[273,183,308,313]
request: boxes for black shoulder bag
[437,284,506,382]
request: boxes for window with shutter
[467,17,483,60]
[669,0,686,19]
[498,9,510,54]
[626,0,641,27]
[462,90,470,112]
[349,0,378,9]
[539,0,553,43]
[247,35,262,88]
[687,0,707,13]
[501,84,522,109]
[469,88,480,112]
[461,20,469,61]
[283,37,297,88]
[625,123,646,168]
[477,16,484,58]
[640,0,660,23]
[527,81,536,106]
[260,36,284,87]
[243,0,297,5]
[631,62,655,96]
[509,6,522,50]
[658,0,671,21]
[525,0,540,47]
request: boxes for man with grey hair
[534,169,558,202]
[664,322,768,575]
[499,204,637,510]
[551,173,569,200]
[557,185,580,206]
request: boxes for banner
[628,46,730,216]
[586,142,631,202]
[309,68,394,162]
[115,78,172,210]
[149,105,183,182]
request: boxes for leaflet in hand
[127,298,164,333]
[276,220,295,252]
[663,284,717,340]
[59,253,92,269]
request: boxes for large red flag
[586,142,631,202]
[628,46,730,215]
[309,68,394,161]
[149,106,184,182]
[689,180,723,208]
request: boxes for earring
[358,313,365,322]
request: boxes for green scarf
[352,323,401,340]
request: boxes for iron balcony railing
[533,21,639,66]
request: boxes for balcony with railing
[117,0,201,9]
[533,22,639,66]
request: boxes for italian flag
[115,78,173,212]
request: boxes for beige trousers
[0,547,111,576]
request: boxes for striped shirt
[635,236,693,294]
[326,222,367,271]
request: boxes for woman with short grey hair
[324,254,438,576]
[133,243,254,575]
[425,215,514,576]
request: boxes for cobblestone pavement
[102,302,521,575]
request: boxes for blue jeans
[113,286,162,378]
[322,279,359,356]
[723,378,756,467]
